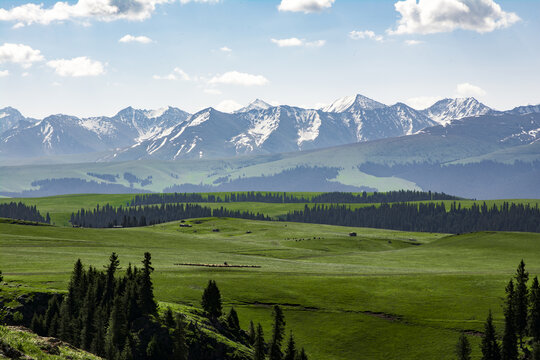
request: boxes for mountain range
[0,94,506,160]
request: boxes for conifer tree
[139,252,157,315]
[481,311,501,360]
[284,332,297,360]
[269,305,286,360]
[456,333,472,360]
[533,342,540,360]
[514,260,529,346]
[296,348,308,360]
[502,280,518,360]
[530,277,540,342]
[254,323,266,360]
[227,307,240,333]
[164,307,175,328]
[201,280,222,319]
[172,314,188,360]
[249,320,256,345]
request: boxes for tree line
[70,203,270,228]
[285,202,540,234]
[0,201,50,223]
[456,261,540,360]
[15,253,309,360]
[130,190,461,206]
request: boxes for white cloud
[119,34,153,44]
[47,56,105,77]
[153,67,191,81]
[215,100,243,113]
[405,39,424,45]
[349,30,384,42]
[22,72,30,77]
[0,0,220,26]
[204,88,222,95]
[389,0,520,35]
[278,0,335,13]
[0,70,9,77]
[0,43,44,68]
[209,71,268,87]
[271,37,325,47]
[220,46,232,53]
[456,82,486,97]
[404,96,443,109]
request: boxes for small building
[349,232,357,237]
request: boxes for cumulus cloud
[204,88,222,95]
[0,0,219,27]
[389,0,520,35]
[0,70,9,77]
[209,71,268,87]
[0,43,44,68]
[456,82,486,97]
[278,0,335,13]
[47,56,105,77]
[219,46,232,53]
[349,30,384,42]
[271,37,326,47]
[153,67,191,81]
[405,39,424,45]
[215,100,243,113]
[119,34,153,44]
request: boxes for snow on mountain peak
[423,97,492,125]
[322,94,386,113]
[236,99,272,113]
[144,106,170,119]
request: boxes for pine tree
[164,307,175,328]
[514,260,529,346]
[201,280,222,319]
[481,311,501,360]
[269,305,286,360]
[172,314,188,360]
[502,280,518,360]
[254,323,266,360]
[296,348,308,360]
[533,342,540,360]
[227,307,240,333]
[139,252,157,315]
[284,332,297,360]
[530,277,540,342]
[249,320,256,345]
[456,333,472,360]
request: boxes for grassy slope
[2,217,540,360]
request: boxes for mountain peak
[322,94,386,113]
[236,99,272,113]
[423,97,492,125]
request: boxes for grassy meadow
[2,200,540,359]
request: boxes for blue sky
[0,0,539,118]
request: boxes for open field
[1,193,539,227]
[2,216,540,359]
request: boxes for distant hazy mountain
[421,98,493,125]
[0,107,35,134]
[321,94,386,112]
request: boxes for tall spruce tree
[227,307,241,333]
[530,277,540,342]
[249,320,256,345]
[172,314,188,360]
[139,252,157,315]
[514,260,529,346]
[201,280,222,319]
[481,311,501,360]
[296,348,308,360]
[254,323,266,360]
[284,332,297,360]
[269,305,286,360]
[456,333,472,360]
[502,280,518,360]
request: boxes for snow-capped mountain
[507,104,540,116]
[235,99,272,113]
[0,106,190,158]
[0,107,34,135]
[322,94,386,112]
[421,98,493,125]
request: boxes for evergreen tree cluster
[29,253,187,360]
[0,201,50,223]
[475,261,540,360]
[70,203,270,228]
[286,202,540,234]
[130,190,460,206]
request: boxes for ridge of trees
[0,201,50,224]
[130,190,461,206]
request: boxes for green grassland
[1,193,539,227]
[2,215,540,359]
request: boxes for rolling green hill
[2,216,540,359]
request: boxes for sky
[0,0,539,118]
